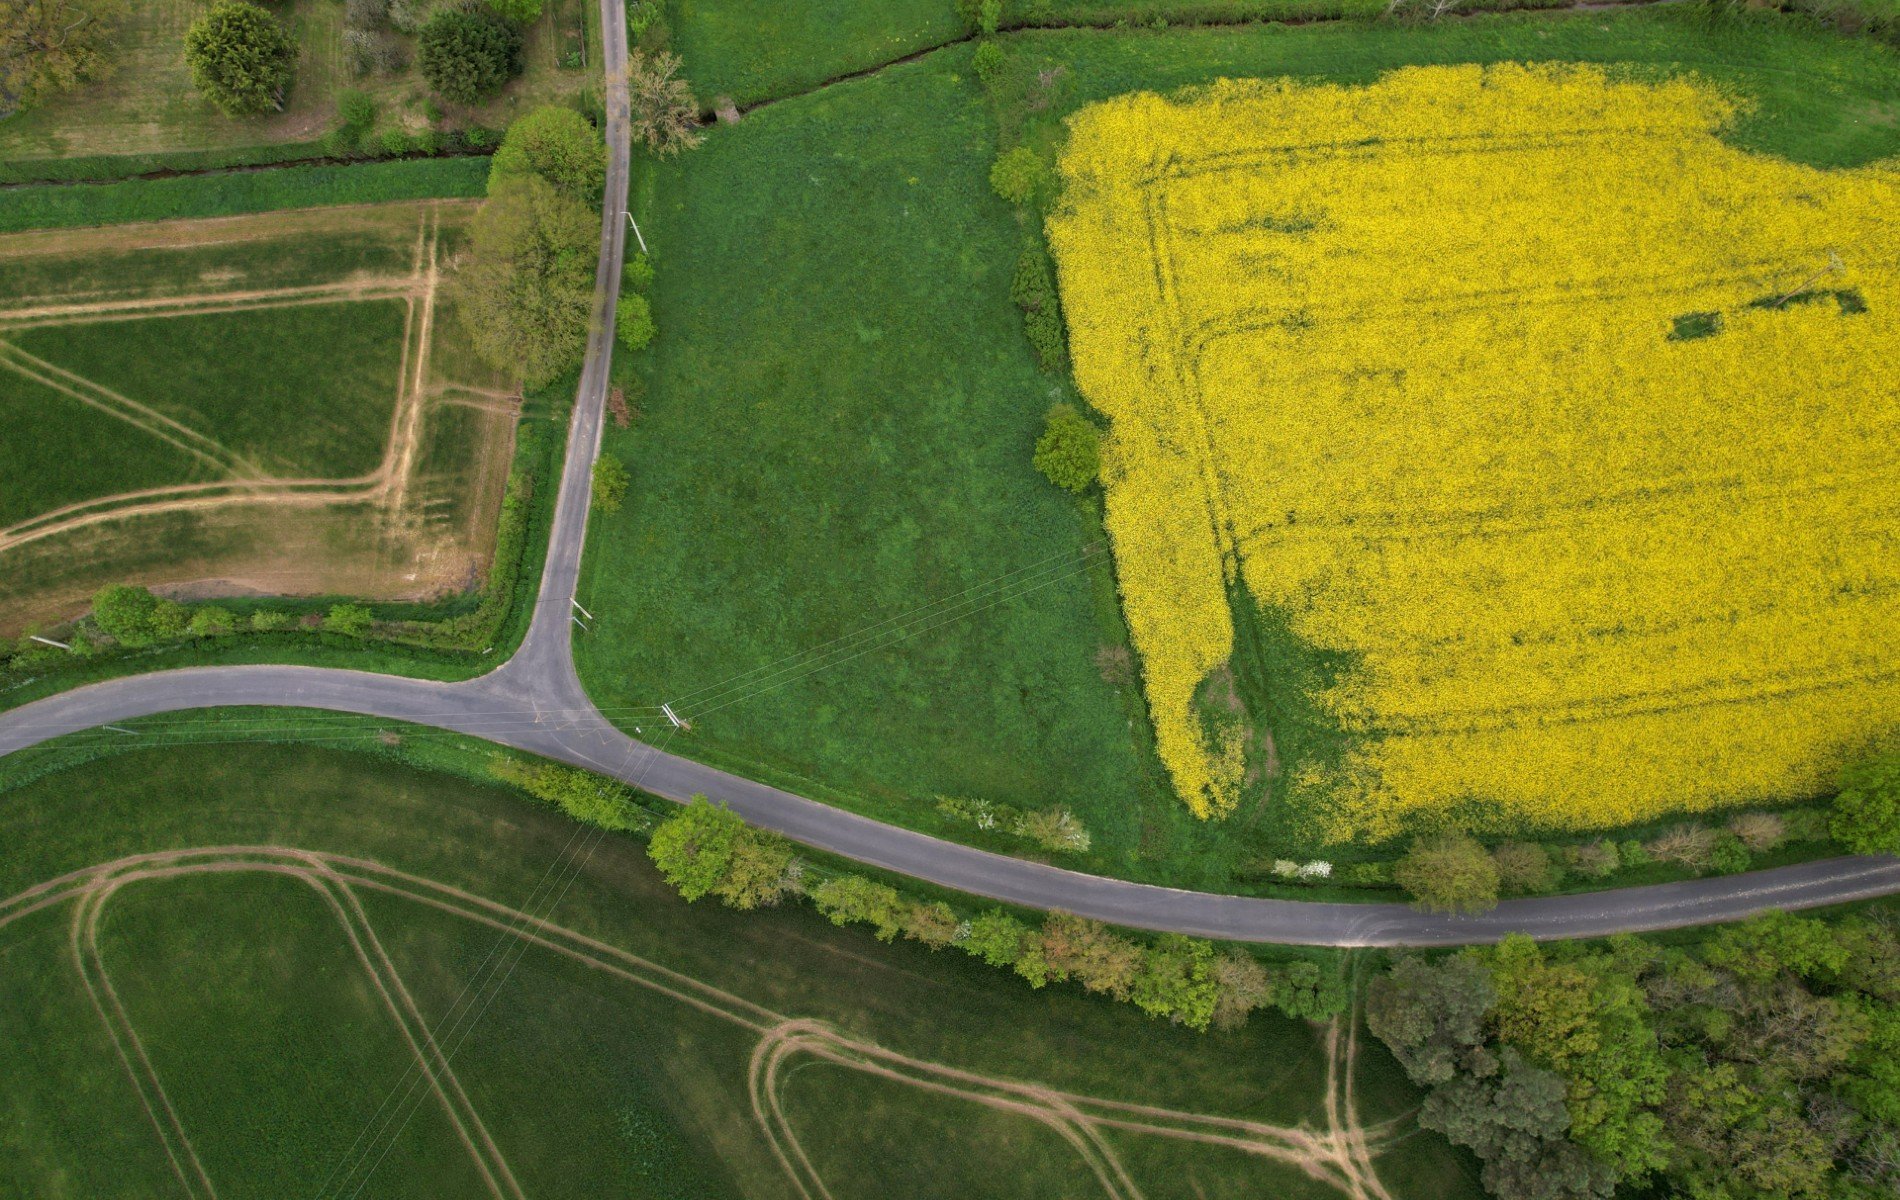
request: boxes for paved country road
[1,1,1895,947]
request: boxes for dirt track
[2,846,1400,1200]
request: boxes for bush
[957,0,1003,33]
[902,901,960,948]
[1012,807,1090,854]
[972,40,1004,82]
[624,251,654,290]
[1341,861,1393,887]
[1727,811,1786,853]
[417,4,522,105]
[1491,841,1557,894]
[1393,831,1500,914]
[989,145,1046,206]
[337,88,376,132]
[343,29,406,77]
[495,757,644,832]
[91,585,188,647]
[1617,838,1652,869]
[616,292,656,351]
[186,606,237,637]
[591,455,630,514]
[249,609,291,632]
[324,603,374,636]
[1560,839,1619,880]
[485,0,542,21]
[1832,753,1900,854]
[1708,832,1752,874]
[811,875,905,941]
[1647,824,1719,870]
[184,0,298,116]
[1032,403,1100,494]
[489,105,606,199]
[378,128,410,156]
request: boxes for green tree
[1366,954,1495,1085]
[1492,841,1557,893]
[1831,752,1900,854]
[616,292,655,352]
[810,875,904,941]
[1033,403,1099,494]
[1422,1048,1617,1200]
[454,173,598,387]
[1210,952,1274,1031]
[716,828,796,909]
[416,3,518,104]
[489,104,604,198]
[901,900,960,948]
[2,0,123,116]
[1038,912,1141,1000]
[592,455,629,513]
[647,797,742,901]
[1130,934,1220,1029]
[1273,960,1348,1020]
[91,584,187,646]
[1394,831,1500,914]
[989,145,1046,205]
[183,0,294,115]
[963,909,1033,968]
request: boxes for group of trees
[1370,918,1900,1200]
[645,800,1346,1032]
[490,755,645,830]
[455,105,603,388]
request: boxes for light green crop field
[0,736,1482,1199]
[0,0,597,181]
[0,199,518,634]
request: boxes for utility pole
[661,703,687,730]
[27,635,71,651]
[623,211,648,255]
[1773,249,1845,308]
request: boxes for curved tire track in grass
[5,847,1397,1200]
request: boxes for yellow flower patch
[1048,63,1900,838]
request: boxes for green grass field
[0,735,1482,1199]
[576,5,1900,889]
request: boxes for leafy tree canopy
[1832,752,1900,854]
[183,0,295,116]
[1394,831,1500,914]
[1,0,122,116]
[489,104,605,199]
[453,172,597,388]
[416,3,519,105]
[1033,403,1099,494]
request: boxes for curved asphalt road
[2,3,1895,946]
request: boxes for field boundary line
[0,278,421,330]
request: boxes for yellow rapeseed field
[1048,64,1900,839]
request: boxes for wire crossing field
[1050,64,1900,839]
[0,201,518,633]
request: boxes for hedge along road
[3,9,1899,948]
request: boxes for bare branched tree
[628,49,703,158]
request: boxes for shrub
[1012,807,1090,853]
[324,603,374,636]
[989,145,1046,206]
[628,50,703,157]
[1727,811,1786,853]
[591,455,630,513]
[1342,861,1393,887]
[1617,839,1652,869]
[489,105,606,199]
[1033,404,1100,494]
[626,0,660,36]
[624,251,654,290]
[1832,753,1900,854]
[1647,824,1719,870]
[344,0,388,27]
[616,292,655,351]
[249,609,291,632]
[957,0,1003,33]
[1491,841,1557,894]
[417,4,521,105]
[1273,960,1348,1020]
[184,0,297,116]
[388,0,432,31]
[1023,304,1065,369]
[902,901,960,948]
[461,124,496,149]
[972,40,1004,82]
[485,0,542,21]
[496,756,644,831]
[91,585,187,647]
[378,128,409,156]
[414,128,443,154]
[337,88,376,132]
[1708,832,1752,874]
[343,28,406,76]
[1560,839,1620,879]
[811,875,905,941]
[1393,831,1500,914]
[186,606,237,637]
